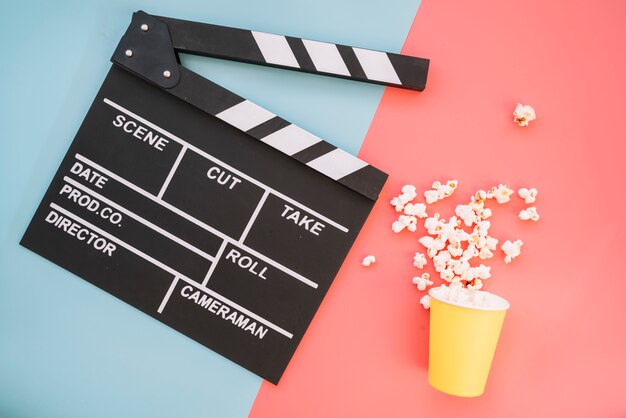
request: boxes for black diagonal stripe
[291,141,337,164]
[170,66,246,115]
[387,53,430,91]
[285,37,316,72]
[162,17,267,64]
[338,165,388,201]
[336,45,367,79]
[246,116,291,139]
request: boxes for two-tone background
[1,0,625,416]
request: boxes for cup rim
[428,287,511,311]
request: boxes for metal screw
[163,70,171,78]
[141,24,149,32]
[125,49,133,57]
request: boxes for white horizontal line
[103,97,349,233]
[49,202,293,339]
[74,153,318,289]
[63,176,215,262]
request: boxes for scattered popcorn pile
[386,180,539,309]
[513,103,536,127]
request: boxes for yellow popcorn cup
[427,289,510,397]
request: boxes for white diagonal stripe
[252,31,300,68]
[302,39,350,76]
[215,100,275,132]
[352,48,401,84]
[261,124,322,156]
[306,148,367,180]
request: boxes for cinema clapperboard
[20,11,428,383]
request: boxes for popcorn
[420,294,431,309]
[424,180,458,203]
[388,182,538,299]
[412,273,434,291]
[518,187,538,204]
[404,217,418,232]
[472,190,488,203]
[449,280,463,289]
[433,250,451,272]
[470,264,492,280]
[402,184,417,198]
[475,220,491,237]
[424,214,443,235]
[361,255,376,267]
[488,184,514,204]
[455,204,478,227]
[469,287,485,303]
[413,252,427,269]
[391,220,405,233]
[501,239,523,263]
[461,245,479,261]
[519,207,540,221]
[428,248,439,259]
[436,180,458,199]
[451,277,463,287]
[485,236,499,250]
[467,279,483,290]
[447,282,470,305]
[424,189,439,204]
[479,247,494,259]
[513,103,537,127]
[468,224,497,257]
[438,216,462,243]
[392,215,418,233]
[404,203,428,218]
[390,184,418,211]
[440,268,455,282]
[390,197,404,212]
[419,235,446,258]
[450,258,471,276]
[447,242,464,257]
[430,285,509,309]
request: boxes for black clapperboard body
[21,11,428,383]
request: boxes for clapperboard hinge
[111,11,430,201]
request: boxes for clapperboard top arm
[111,11,428,200]
[156,15,429,91]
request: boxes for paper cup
[427,288,510,397]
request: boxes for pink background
[250,0,626,416]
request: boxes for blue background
[0,0,419,416]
